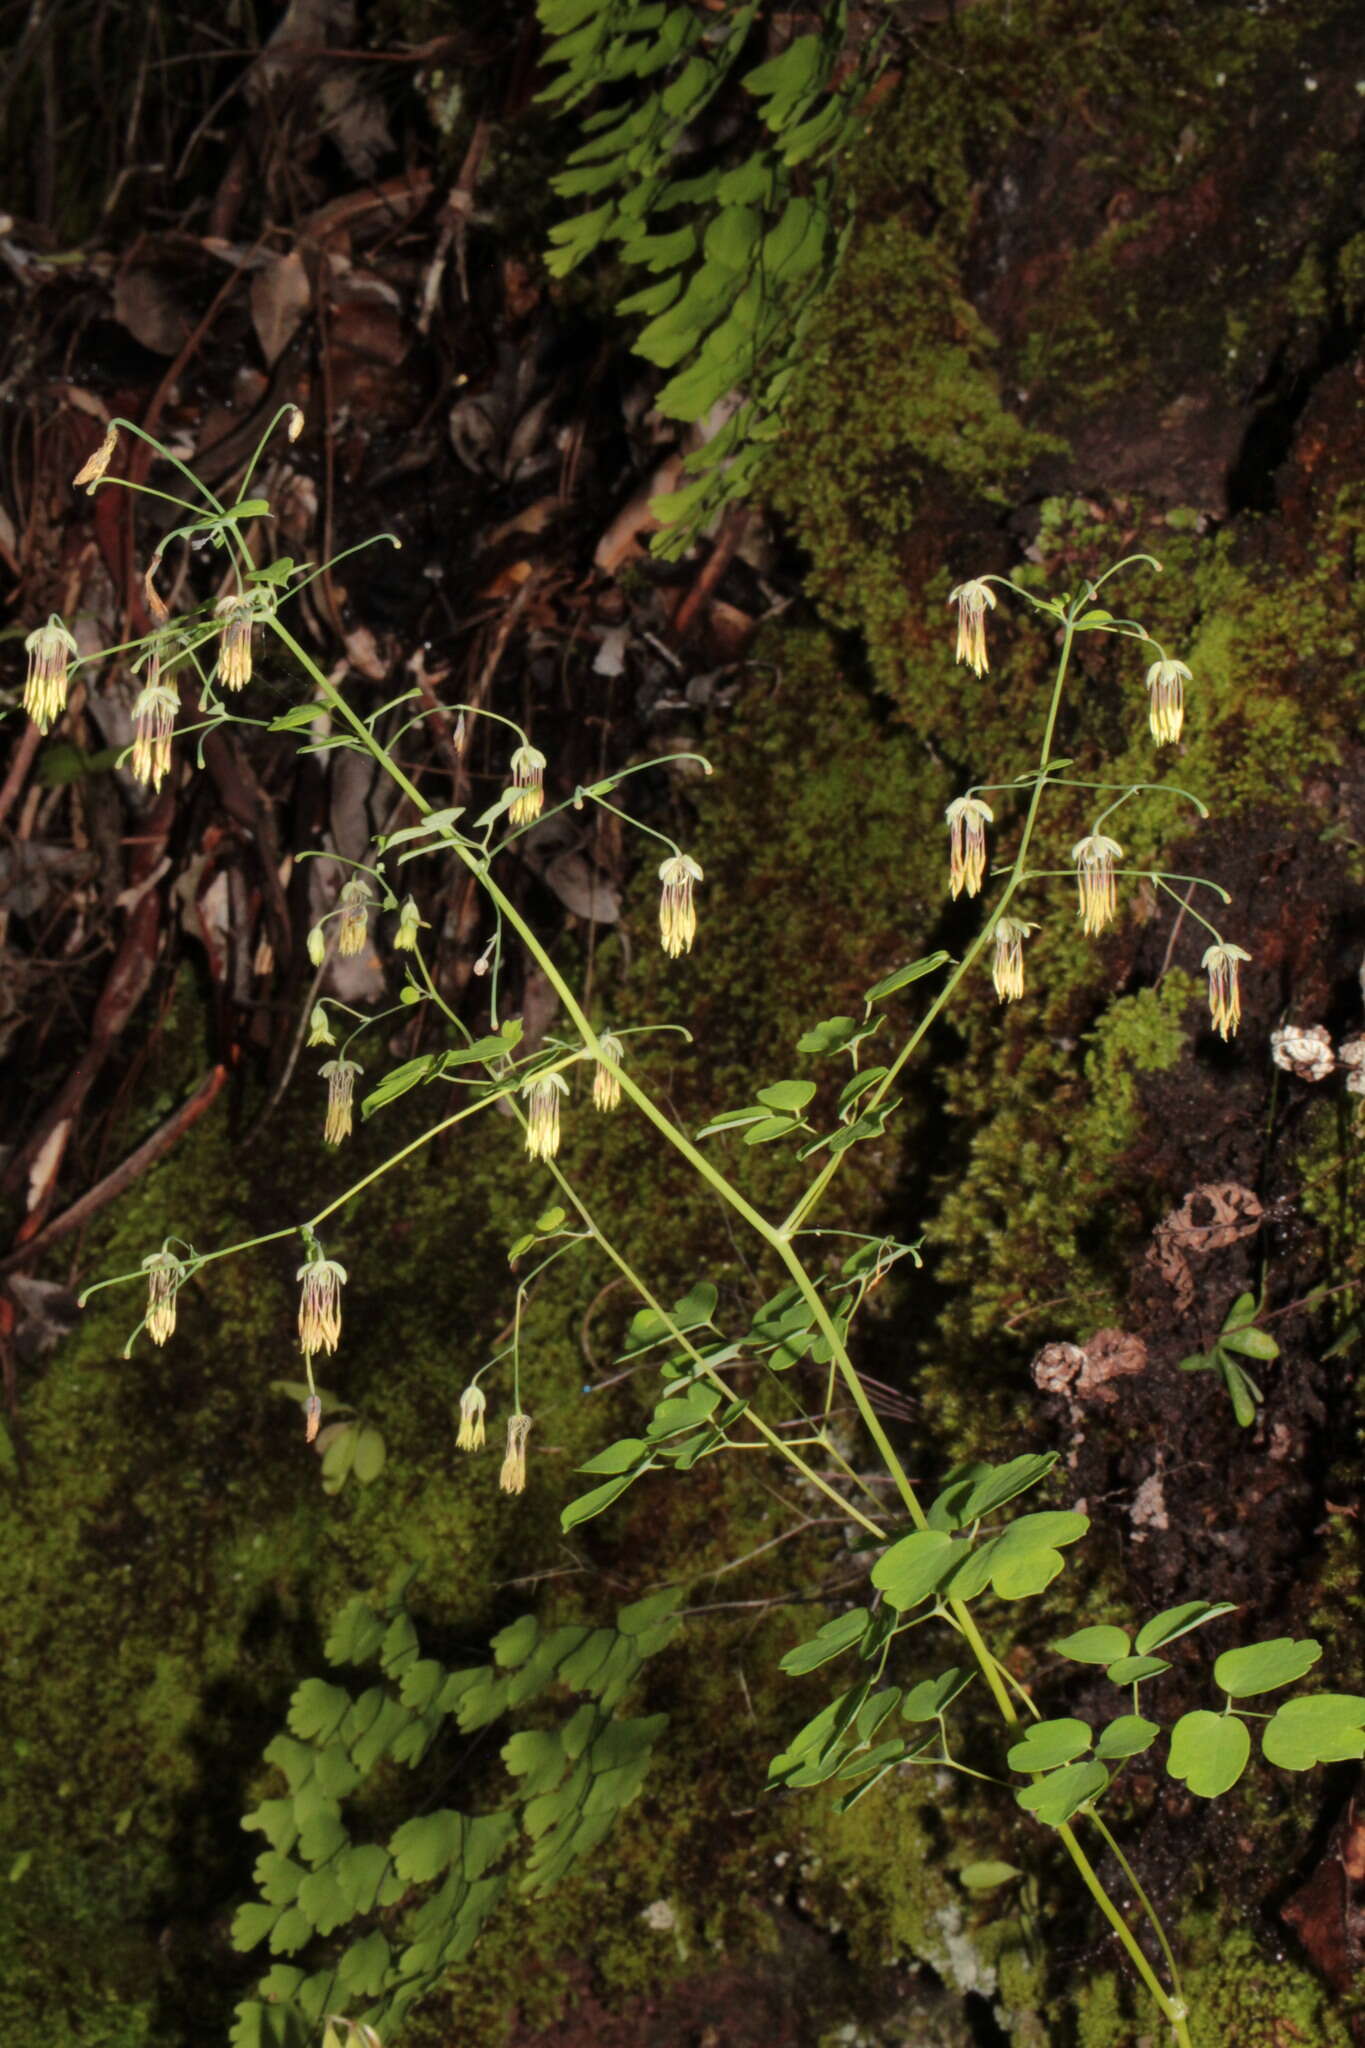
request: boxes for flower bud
[394,897,424,951]
[73,423,119,491]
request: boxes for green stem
[1057,1820,1190,2044]
[1085,1808,1186,2009]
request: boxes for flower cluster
[320,1057,362,1145]
[508,744,547,828]
[658,853,703,958]
[215,592,261,690]
[1070,833,1123,937]
[947,578,996,676]
[1201,942,1250,1041]
[456,1384,487,1452]
[499,1411,533,1495]
[990,917,1037,1003]
[297,1251,346,1356]
[23,617,78,733]
[945,796,993,900]
[142,1248,186,1346]
[592,1033,625,1112]
[337,878,372,958]
[523,1071,569,1161]
[1145,658,1189,746]
[130,670,179,791]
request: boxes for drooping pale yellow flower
[73,423,119,491]
[456,1384,487,1452]
[945,796,994,900]
[658,852,703,958]
[592,1033,625,1112]
[1145,658,1190,746]
[947,578,997,676]
[320,1057,362,1144]
[1201,941,1250,1040]
[523,1071,569,1162]
[297,1252,347,1356]
[130,673,179,791]
[215,593,258,690]
[508,744,547,828]
[307,1004,336,1048]
[337,878,371,957]
[499,1411,533,1495]
[990,916,1038,1002]
[142,1248,185,1346]
[307,922,328,968]
[23,617,79,732]
[1070,833,1124,937]
[394,896,424,951]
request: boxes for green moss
[1077,1924,1353,2048]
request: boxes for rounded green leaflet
[1103,1655,1170,1686]
[869,1528,961,1610]
[1213,1638,1322,1697]
[1261,1694,1365,1771]
[1095,1715,1160,1761]
[1167,1710,1251,1798]
[1051,1625,1131,1666]
[780,1607,869,1675]
[1007,1717,1093,1772]
[1133,1599,1237,1656]
[1016,1760,1110,1827]
[959,1861,1023,1891]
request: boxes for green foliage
[1179,1292,1279,1427]
[230,1584,682,2044]
[537,0,890,554]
